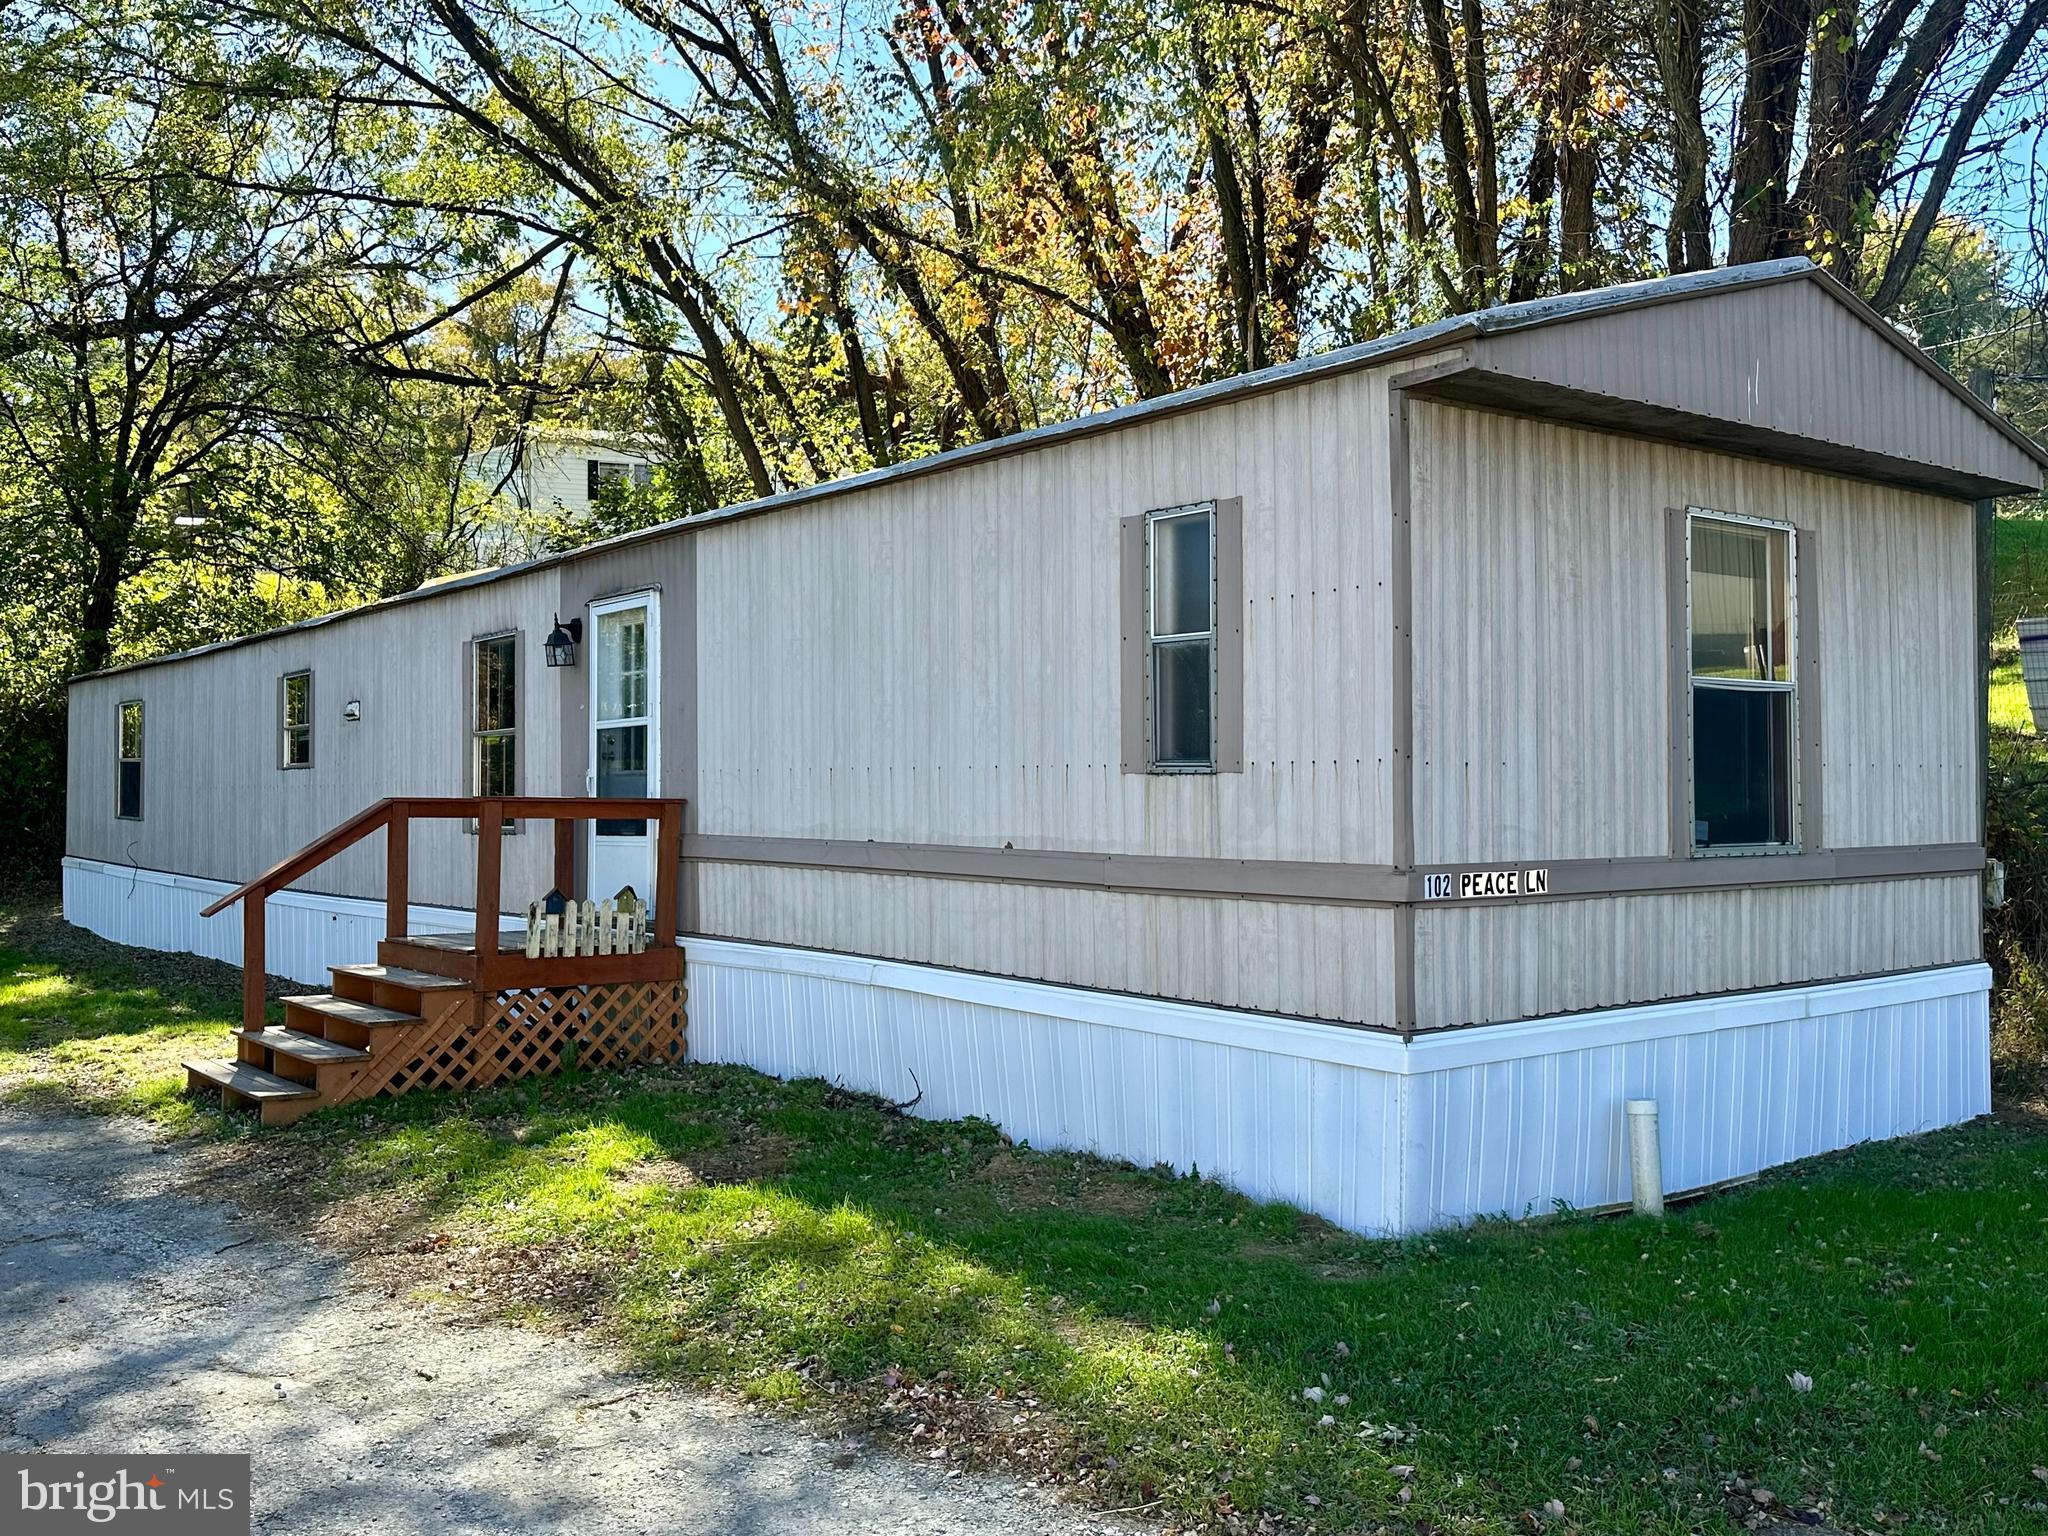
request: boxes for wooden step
[330,963,467,992]
[233,1026,370,1065]
[184,1058,320,1127]
[286,994,422,1029]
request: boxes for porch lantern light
[544,615,582,667]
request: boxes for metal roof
[75,258,2046,683]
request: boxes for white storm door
[587,593,660,915]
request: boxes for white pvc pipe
[1626,1099,1665,1218]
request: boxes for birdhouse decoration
[524,884,648,958]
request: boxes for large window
[1146,502,1216,771]
[1688,513,1795,850]
[473,634,518,799]
[278,671,313,768]
[116,701,143,820]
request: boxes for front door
[587,593,660,918]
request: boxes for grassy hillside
[1992,516,2048,735]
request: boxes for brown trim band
[683,833,1983,909]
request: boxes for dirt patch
[376,1228,614,1329]
[616,1131,797,1190]
[976,1149,1158,1219]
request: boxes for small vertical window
[473,634,518,800]
[1147,503,1216,770]
[1688,513,1795,850]
[116,700,143,820]
[279,671,313,768]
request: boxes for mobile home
[65,258,2047,1232]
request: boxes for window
[1688,513,1795,850]
[116,701,143,820]
[587,460,651,500]
[1147,502,1216,770]
[473,633,517,800]
[279,671,313,768]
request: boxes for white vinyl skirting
[60,857,514,987]
[65,855,1991,1235]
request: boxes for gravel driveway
[0,1110,1135,1535]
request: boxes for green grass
[0,942,237,1129]
[1994,514,2048,640]
[4,916,2048,1532]
[1985,516,2048,743]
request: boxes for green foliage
[1987,734,2048,1093]
[0,694,65,887]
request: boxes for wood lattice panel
[375,981,687,1098]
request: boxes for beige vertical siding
[1408,404,1671,863]
[1475,277,2041,490]
[697,864,1398,1024]
[1413,875,1981,1029]
[1409,403,1978,864]
[693,355,1449,866]
[65,567,565,909]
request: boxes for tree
[0,8,550,672]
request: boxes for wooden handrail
[204,795,686,1030]
[199,799,397,919]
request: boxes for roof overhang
[1399,360,2040,501]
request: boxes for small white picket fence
[523,895,649,958]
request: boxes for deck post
[553,816,575,901]
[652,801,681,948]
[385,804,409,941]
[475,799,504,981]
[241,898,266,1032]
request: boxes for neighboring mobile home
[65,259,2048,1233]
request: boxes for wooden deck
[182,796,688,1124]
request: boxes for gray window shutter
[1214,496,1245,773]
[1119,513,1146,774]
[1665,507,1691,857]
[1795,526,1823,852]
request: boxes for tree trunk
[76,536,127,677]
[1419,0,1490,307]
[1728,0,1813,265]
[1555,26,1597,291]
[1193,35,1263,371]
[1651,0,1712,271]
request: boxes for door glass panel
[596,723,648,835]
[594,608,648,722]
